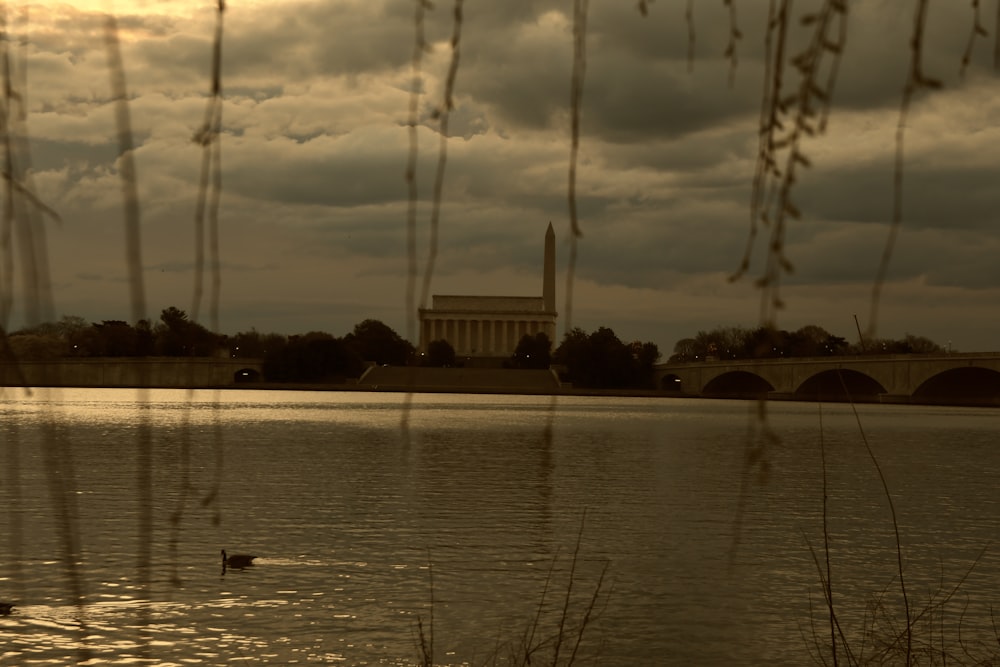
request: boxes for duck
[0,602,14,616]
[221,549,257,569]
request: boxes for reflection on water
[1,389,999,664]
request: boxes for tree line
[669,325,946,363]
[4,308,662,389]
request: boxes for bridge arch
[702,371,774,398]
[795,369,886,400]
[913,367,1000,404]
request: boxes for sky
[7,0,1000,354]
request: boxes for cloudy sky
[8,0,1000,353]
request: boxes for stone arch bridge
[654,353,1000,404]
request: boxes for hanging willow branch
[192,0,225,333]
[564,0,589,335]
[732,0,848,330]
[419,0,464,314]
[868,0,939,343]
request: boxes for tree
[93,320,137,357]
[553,327,591,386]
[554,326,657,389]
[154,306,221,356]
[630,340,661,389]
[262,332,363,382]
[901,334,944,355]
[512,332,552,369]
[230,329,286,358]
[344,319,414,366]
[425,339,455,367]
[670,337,698,363]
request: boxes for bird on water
[0,602,14,616]
[221,549,257,569]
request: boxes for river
[1,388,998,665]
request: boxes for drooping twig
[868,0,939,343]
[104,14,146,326]
[104,14,153,659]
[192,0,226,334]
[418,0,464,314]
[723,0,742,87]
[0,5,58,328]
[732,0,782,286]
[960,0,989,79]
[400,0,432,442]
[994,1,1000,69]
[734,0,848,330]
[686,0,695,72]
[187,3,227,541]
[405,0,431,346]
[564,0,589,335]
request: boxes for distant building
[418,223,557,360]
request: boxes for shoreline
[6,381,996,407]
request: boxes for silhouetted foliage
[262,331,363,382]
[554,326,660,389]
[512,332,552,369]
[229,329,287,358]
[344,319,414,366]
[93,320,138,356]
[670,325,941,362]
[424,339,455,367]
[135,319,155,356]
[154,306,221,356]
[630,339,661,389]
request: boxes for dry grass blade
[836,369,911,664]
[415,552,434,666]
[817,401,840,667]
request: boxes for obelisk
[543,221,556,313]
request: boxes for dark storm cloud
[219,1,415,82]
[796,160,1000,231]
[12,1,1000,351]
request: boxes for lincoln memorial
[418,223,558,360]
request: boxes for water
[1,389,999,665]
